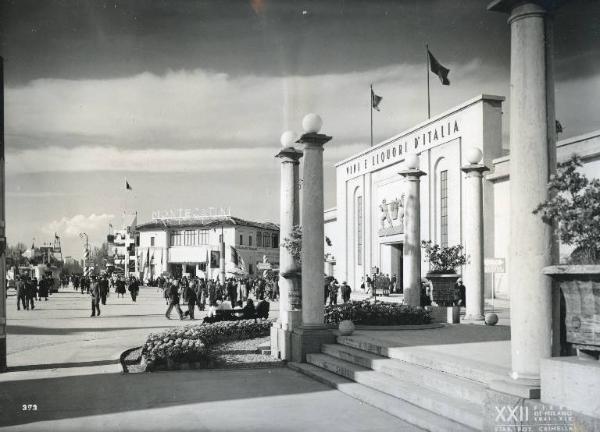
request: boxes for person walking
[116,276,126,298]
[90,275,101,317]
[16,276,27,310]
[25,277,37,310]
[165,280,184,320]
[341,281,352,303]
[128,276,140,302]
[183,283,197,320]
[99,275,109,305]
[38,275,49,301]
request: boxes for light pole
[79,233,89,277]
[0,56,7,372]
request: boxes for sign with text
[485,258,506,273]
[152,207,231,220]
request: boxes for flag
[126,179,132,190]
[145,249,150,268]
[371,88,383,111]
[55,232,59,240]
[428,49,450,85]
[230,246,239,266]
[556,120,563,134]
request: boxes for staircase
[289,333,510,432]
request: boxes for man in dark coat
[255,296,270,319]
[38,276,49,301]
[99,275,109,305]
[26,277,37,310]
[128,277,139,302]
[340,281,352,303]
[165,281,184,320]
[183,283,197,320]
[16,276,27,310]
[90,275,101,317]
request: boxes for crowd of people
[156,275,271,322]
[63,274,141,317]
[13,274,55,311]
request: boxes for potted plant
[534,155,600,358]
[421,240,468,323]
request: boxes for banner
[210,250,220,268]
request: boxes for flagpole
[426,44,431,119]
[370,84,373,147]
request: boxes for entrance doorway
[389,243,403,293]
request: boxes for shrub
[142,319,273,366]
[421,241,468,273]
[324,301,431,326]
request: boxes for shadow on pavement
[0,368,327,428]
[7,325,175,335]
[8,359,120,372]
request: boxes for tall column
[461,148,489,322]
[488,0,559,394]
[219,230,226,284]
[271,132,303,360]
[398,153,426,307]
[291,114,335,362]
[0,57,6,372]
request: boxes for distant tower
[53,233,63,262]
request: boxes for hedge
[142,319,273,367]
[324,300,431,326]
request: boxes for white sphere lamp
[302,113,323,134]
[404,153,419,170]
[466,147,483,165]
[280,130,296,148]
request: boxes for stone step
[337,334,509,385]
[307,353,484,431]
[288,362,477,432]
[321,343,487,406]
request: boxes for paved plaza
[0,287,423,431]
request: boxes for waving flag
[428,49,450,85]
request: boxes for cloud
[5,62,509,152]
[43,213,114,238]
[6,143,366,174]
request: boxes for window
[150,236,155,247]
[249,235,253,247]
[184,230,196,246]
[239,234,243,245]
[272,233,279,248]
[357,196,363,265]
[257,232,262,247]
[248,263,253,275]
[198,230,209,245]
[440,170,448,248]
[170,230,183,246]
[263,234,271,248]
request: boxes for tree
[534,155,600,264]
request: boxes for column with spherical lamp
[461,147,489,322]
[398,153,426,307]
[291,114,336,362]
[271,130,303,360]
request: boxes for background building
[135,216,279,281]
[107,212,137,276]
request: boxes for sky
[2,0,600,258]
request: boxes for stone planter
[543,265,600,355]
[425,305,460,324]
[338,320,355,336]
[427,273,460,307]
